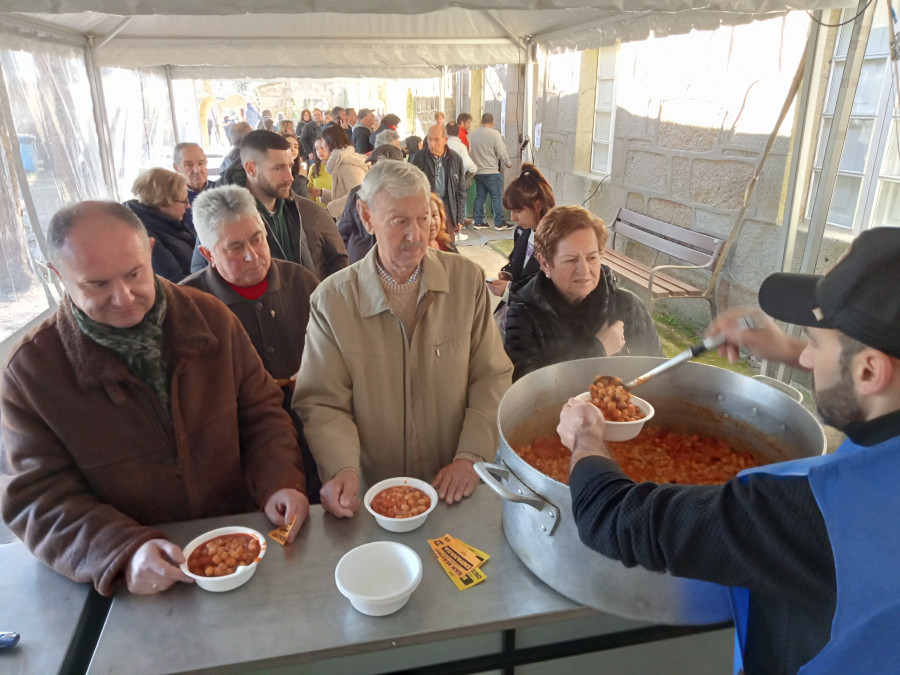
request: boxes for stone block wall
[524,12,853,327]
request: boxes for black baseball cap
[758,227,900,359]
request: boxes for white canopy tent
[1,1,850,78]
[0,0,866,360]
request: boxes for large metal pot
[475,357,826,625]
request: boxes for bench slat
[617,208,723,253]
[612,219,717,267]
[604,251,701,298]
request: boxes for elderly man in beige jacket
[293,161,513,517]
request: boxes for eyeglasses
[175,199,190,206]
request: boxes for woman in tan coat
[322,125,368,219]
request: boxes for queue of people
[3,101,899,675]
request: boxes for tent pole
[774,0,874,384]
[84,37,118,200]
[0,61,60,304]
[439,65,447,116]
[522,40,535,161]
[166,65,180,144]
[798,0,873,272]
[776,13,825,278]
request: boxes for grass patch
[487,239,514,257]
[652,310,756,377]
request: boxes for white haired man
[1,201,309,596]
[294,161,513,518]
[182,185,322,501]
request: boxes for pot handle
[476,461,548,507]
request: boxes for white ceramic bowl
[364,477,438,533]
[574,391,655,441]
[180,526,267,592]
[335,541,423,616]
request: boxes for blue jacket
[732,434,900,673]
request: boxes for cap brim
[758,273,830,328]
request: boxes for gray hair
[173,142,202,165]
[192,185,262,249]
[358,160,430,205]
[374,129,400,148]
[48,201,148,262]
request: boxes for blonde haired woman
[124,167,196,282]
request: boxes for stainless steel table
[0,541,101,675]
[87,488,730,674]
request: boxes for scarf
[71,278,170,412]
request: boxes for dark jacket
[0,281,306,595]
[410,147,467,227]
[124,200,195,283]
[184,180,216,236]
[501,226,541,288]
[504,266,664,381]
[352,125,373,155]
[300,121,320,161]
[337,185,375,264]
[180,259,322,501]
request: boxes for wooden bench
[605,208,726,317]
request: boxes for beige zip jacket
[294,246,512,486]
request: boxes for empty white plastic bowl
[334,541,423,616]
[180,526,266,592]
[364,477,438,533]
[574,391,655,441]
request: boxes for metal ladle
[624,314,759,390]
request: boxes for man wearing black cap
[558,227,900,675]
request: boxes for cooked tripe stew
[371,486,431,518]
[187,533,261,577]
[589,375,644,422]
[515,429,759,486]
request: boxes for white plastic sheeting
[101,66,176,198]
[1,1,853,77]
[0,39,107,345]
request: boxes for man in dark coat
[410,124,467,243]
[183,185,322,502]
[0,201,308,597]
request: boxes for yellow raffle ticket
[268,514,297,546]
[428,534,491,591]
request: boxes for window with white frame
[591,45,618,175]
[807,2,900,230]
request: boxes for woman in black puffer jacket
[504,205,663,381]
[124,168,196,283]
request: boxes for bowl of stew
[364,477,438,533]
[180,526,267,592]
[574,391,654,442]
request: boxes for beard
[257,172,291,200]
[814,362,865,431]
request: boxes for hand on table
[125,539,193,594]
[264,488,310,542]
[432,459,479,504]
[487,279,509,297]
[558,398,610,473]
[706,307,807,369]
[595,320,625,355]
[320,470,360,518]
